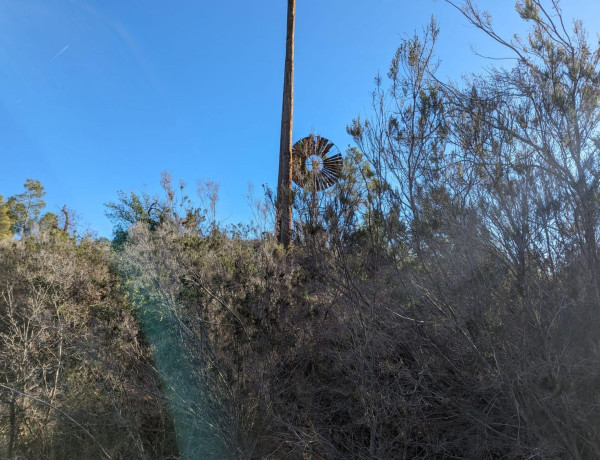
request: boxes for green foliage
[106,172,207,244]
[5,2,600,458]
[0,195,13,239]
[6,178,47,237]
[39,212,59,232]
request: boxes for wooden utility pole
[275,0,295,248]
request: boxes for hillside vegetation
[3,1,600,458]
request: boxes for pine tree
[8,179,46,237]
[0,195,13,238]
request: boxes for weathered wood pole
[275,0,295,248]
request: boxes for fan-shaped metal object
[292,135,343,191]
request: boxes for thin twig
[0,383,112,459]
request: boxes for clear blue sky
[1,0,599,237]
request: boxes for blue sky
[1,0,599,237]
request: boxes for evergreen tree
[8,179,46,237]
[0,195,13,239]
[39,212,59,232]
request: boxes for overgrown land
[3,1,600,458]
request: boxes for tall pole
[276,0,295,248]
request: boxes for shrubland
[3,1,600,457]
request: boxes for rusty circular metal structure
[292,134,343,191]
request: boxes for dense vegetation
[3,1,600,457]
